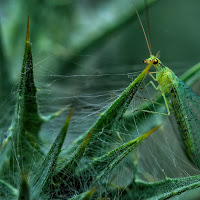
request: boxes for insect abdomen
[157,67,174,93]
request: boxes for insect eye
[153,59,158,64]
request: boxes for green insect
[143,54,200,168]
[142,55,172,116]
[135,1,200,168]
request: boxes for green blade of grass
[30,108,73,199]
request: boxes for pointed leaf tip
[84,128,93,144]
[139,124,162,141]
[66,107,74,125]
[26,16,30,43]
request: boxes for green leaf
[44,104,70,121]
[57,128,93,174]
[69,187,96,200]
[30,108,73,199]
[180,62,200,82]
[51,128,93,198]
[127,175,200,200]
[0,179,18,200]
[80,125,160,182]
[0,17,44,178]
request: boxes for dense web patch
[37,56,198,161]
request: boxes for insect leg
[148,72,157,81]
[134,84,170,115]
[161,93,170,115]
[141,80,159,90]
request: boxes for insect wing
[170,74,200,168]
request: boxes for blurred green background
[1,0,200,80]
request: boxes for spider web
[0,52,199,199]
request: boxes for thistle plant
[0,2,200,200]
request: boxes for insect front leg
[148,72,157,81]
[141,80,159,90]
[161,93,170,115]
[134,82,171,116]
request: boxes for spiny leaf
[16,16,44,136]
[0,17,44,178]
[51,128,93,198]
[58,128,93,174]
[62,58,156,159]
[0,179,18,200]
[30,108,73,199]
[18,173,30,200]
[127,175,200,200]
[69,187,96,200]
[81,125,161,182]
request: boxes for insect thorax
[156,67,174,93]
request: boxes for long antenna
[134,4,152,55]
[145,0,152,54]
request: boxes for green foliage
[0,17,160,199]
[123,175,200,199]
[30,108,74,199]
[0,1,200,199]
